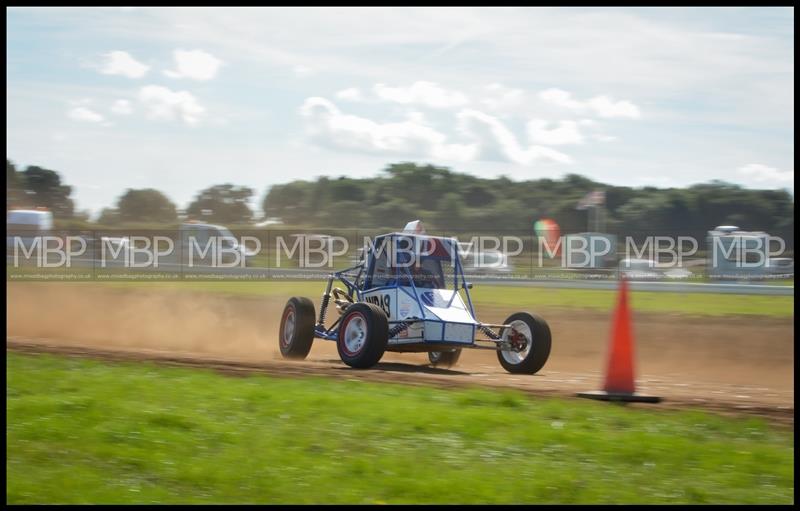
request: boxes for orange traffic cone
[577,278,661,403]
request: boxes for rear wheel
[337,303,389,369]
[279,297,316,360]
[428,349,462,369]
[496,312,551,374]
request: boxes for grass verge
[11,279,794,318]
[7,352,794,504]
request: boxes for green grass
[469,285,794,318]
[7,352,794,504]
[13,279,793,318]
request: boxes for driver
[412,259,444,289]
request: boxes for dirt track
[6,283,795,424]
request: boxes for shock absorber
[479,325,501,340]
[317,278,333,326]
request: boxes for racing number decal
[365,294,391,318]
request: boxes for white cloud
[336,87,364,101]
[326,83,638,138]
[333,82,469,108]
[300,96,574,166]
[300,97,477,161]
[539,88,641,119]
[293,64,313,76]
[68,106,105,123]
[373,81,469,109]
[164,49,222,81]
[539,88,583,110]
[586,95,641,119]
[110,99,133,115]
[737,164,793,186]
[592,134,617,142]
[481,83,525,112]
[138,85,206,125]
[100,51,150,79]
[458,109,573,165]
[527,120,584,146]
[405,111,426,124]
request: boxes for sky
[6,6,795,218]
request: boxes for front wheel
[279,297,316,360]
[428,349,462,369]
[337,303,389,369]
[496,312,551,374]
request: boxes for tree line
[263,163,794,243]
[6,159,795,244]
[7,159,253,227]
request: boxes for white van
[7,209,54,251]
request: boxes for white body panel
[362,286,476,345]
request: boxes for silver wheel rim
[343,314,367,355]
[429,351,442,363]
[282,309,295,347]
[501,320,532,365]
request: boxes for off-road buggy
[279,221,551,373]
